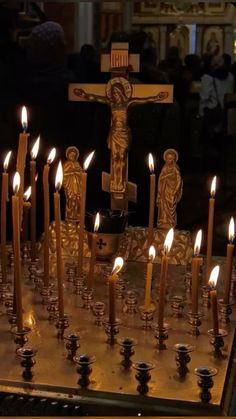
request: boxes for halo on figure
[163,148,179,162]
[66,146,79,160]
[106,77,132,102]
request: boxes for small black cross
[97,238,107,250]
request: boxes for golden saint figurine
[156,149,182,229]
[74,76,168,194]
[63,146,82,222]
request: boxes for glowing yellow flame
[148,153,154,173]
[31,136,40,160]
[94,212,100,232]
[228,217,235,242]
[149,245,156,262]
[210,176,217,197]
[164,228,174,254]
[208,265,220,288]
[194,229,202,256]
[83,150,95,171]
[112,257,124,275]
[47,147,56,164]
[21,106,27,130]
[23,186,31,201]
[55,161,63,191]
[3,151,12,171]
[13,172,20,194]
[35,173,38,182]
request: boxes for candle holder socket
[21,243,30,264]
[115,276,125,299]
[56,314,69,339]
[93,301,105,326]
[118,337,137,369]
[17,347,37,380]
[102,264,113,285]
[74,273,86,295]
[208,329,228,358]
[40,285,53,305]
[74,354,96,387]
[28,259,39,282]
[173,343,194,377]
[201,285,212,308]
[171,295,185,318]
[139,304,156,330]
[133,361,154,394]
[82,287,94,309]
[123,290,138,314]
[47,296,59,321]
[66,263,77,283]
[184,272,192,294]
[188,311,202,336]
[12,326,31,349]
[218,299,234,324]
[103,318,121,345]
[153,324,168,350]
[195,366,218,402]
[64,332,80,361]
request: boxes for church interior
[0,1,236,416]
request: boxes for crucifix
[69,43,173,211]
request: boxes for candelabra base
[82,287,94,309]
[188,311,202,336]
[17,347,37,380]
[47,296,59,321]
[74,274,86,295]
[103,319,121,345]
[208,329,228,358]
[92,301,105,326]
[139,304,156,330]
[171,295,185,318]
[74,354,96,388]
[218,299,233,324]
[64,332,80,361]
[12,326,31,349]
[118,337,137,369]
[153,324,168,350]
[195,366,218,402]
[56,314,69,339]
[133,361,154,394]
[28,259,39,282]
[173,343,194,377]
[40,285,53,305]
[123,291,138,314]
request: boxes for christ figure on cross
[73,76,169,195]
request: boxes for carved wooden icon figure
[156,149,183,229]
[63,146,82,222]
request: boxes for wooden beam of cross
[69,43,173,211]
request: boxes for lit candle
[157,228,174,329]
[54,161,64,317]
[12,172,23,331]
[43,148,56,287]
[1,151,12,284]
[30,136,40,261]
[78,151,95,277]
[22,186,31,243]
[147,153,156,247]
[224,217,234,304]
[109,257,124,324]
[144,245,156,309]
[17,106,29,222]
[205,176,216,283]
[208,265,220,335]
[88,212,100,289]
[191,229,203,315]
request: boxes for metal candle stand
[115,276,125,299]
[64,332,80,361]
[21,243,30,264]
[17,347,37,380]
[74,354,96,388]
[12,326,31,349]
[201,285,212,308]
[153,324,168,350]
[171,295,185,318]
[55,314,69,339]
[123,290,138,314]
[118,337,137,369]
[74,274,86,295]
[188,312,202,336]
[92,301,105,326]
[133,361,154,394]
[28,259,39,282]
[103,319,120,345]
[208,329,228,358]
[139,305,156,330]
[47,296,59,321]
[66,263,77,283]
[218,299,233,324]
[82,287,94,309]
[173,343,194,377]
[195,366,218,402]
[40,285,53,305]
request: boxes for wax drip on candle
[23,186,31,202]
[210,176,217,198]
[194,229,202,256]
[47,147,56,165]
[83,150,95,171]
[228,217,235,244]
[30,136,40,160]
[21,106,28,133]
[55,161,63,191]
[3,151,12,173]
[148,153,154,174]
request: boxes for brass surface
[0,257,235,415]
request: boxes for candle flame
[194,229,202,256]
[208,265,220,288]
[31,136,40,160]
[112,256,124,275]
[21,106,27,131]
[47,147,56,165]
[149,245,156,262]
[94,212,100,232]
[23,186,31,201]
[148,153,154,173]
[55,161,63,191]
[3,150,12,171]
[228,217,235,243]
[164,228,174,254]
[13,172,21,194]
[210,176,217,197]
[83,150,95,171]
